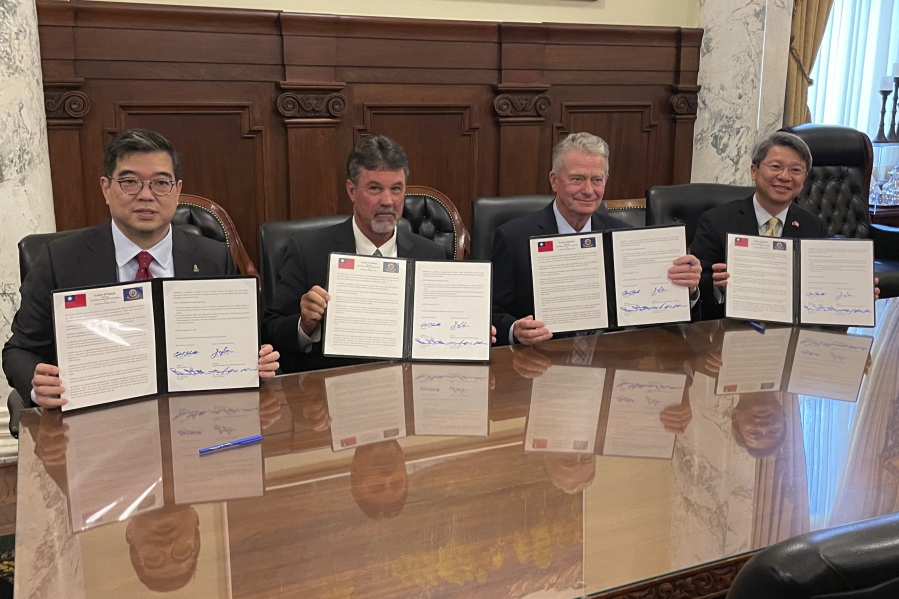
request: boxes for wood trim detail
[493,85,552,122]
[591,553,752,599]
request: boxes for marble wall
[692,0,795,185]
[0,0,55,399]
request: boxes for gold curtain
[783,0,836,126]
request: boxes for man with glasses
[491,132,701,346]
[3,128,279,408]
[691,131,828,319]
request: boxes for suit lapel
[538,202,559,235]
[736,197,760,236]
[77,224,118,285]
[172,227,199,277]
[782,205,803,238]
[397,229,415,258]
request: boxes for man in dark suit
[492,132,701,345]
[691,131,828,319]
[262,135,445,373]
[2,128,279,408]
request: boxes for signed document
[324,253,408,359]
[530,233,608,334]
[602,370,686,459]
[410,261,491,361]
[725,235,875,327]
[54,281,158,410]
[526,365,605,453]
[725,234,794,323]
[411,364,489,436]
[169,392,263,504]
[799,239,875,327]
[324,254,492,362]
[163,278,259,393]
[53,276,259,411]
[65,401,164,531]
[325,365,406,451]
[786,330,872,402]
[612,227,690,326]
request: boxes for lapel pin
[193,264,199,273]
[791,221,799,227]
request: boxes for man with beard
[262,135,445,372]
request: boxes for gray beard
[370,216,396,234]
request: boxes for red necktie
[134,251,154,281]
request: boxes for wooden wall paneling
[493,85,552,196]
[36,1,704,239]
[554,102,660,201]
[108,102,269,263]
[278,83,347,219]
[44,79,91,232]
[355,103,481,223]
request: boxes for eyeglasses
[113,178,177,196]
[760,162,807,178]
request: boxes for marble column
[0,0,56,401]
[691,0,795,185]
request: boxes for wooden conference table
[16,299,899,598]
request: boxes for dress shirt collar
[752,194,790,236]
[111,220,174,279]
[553,199,592,234]
[351,216,398,257]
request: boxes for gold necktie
[763,217,779,237]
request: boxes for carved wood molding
[493,85,552,123]
[277,82,347,123]
[110,103,265,138]
[670,85,701,119]
[591,553,752,599]
[44,79,90,126]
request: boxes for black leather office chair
[470,195,554,261]
[645,183,756,249]
[726,511,899,599]
[403,185,470,261]
[174,194,258,277]
[258,215,349,310]
[258,186,468,310]
[783,124,899,298]
[6,203,241,438]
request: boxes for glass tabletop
[16,299,899,598]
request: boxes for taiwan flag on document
[338,257,355,269]
[537,241,554,253]
[64,294,87,309]
[734,237,749,247]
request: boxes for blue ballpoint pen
[199,434,263,455]
[747,321,766,334]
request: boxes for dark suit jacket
[691,196,828,319]
[2,222,236,404]
[491,202,632,344]
[261,219,445,373]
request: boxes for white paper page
[163,278,260,392]
[65,401,163,531]
[410,261,492,361]
[530,233,609,333]
[725,234,794,323]
[602,370,686,459]
[411,364,489,436]
[799,239,875,327]
[525,365,605,453]
[169,392,264,504]
[612,227,691,326]
[53,282,157,411]
[323,254,407,359]
[325,365,407,451]
[786,330,873,401]
[715,327,792,394]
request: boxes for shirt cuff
[297,320,321,353]
[714,286,725,304]
[689,287,700,308]
[508,325,516,345]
